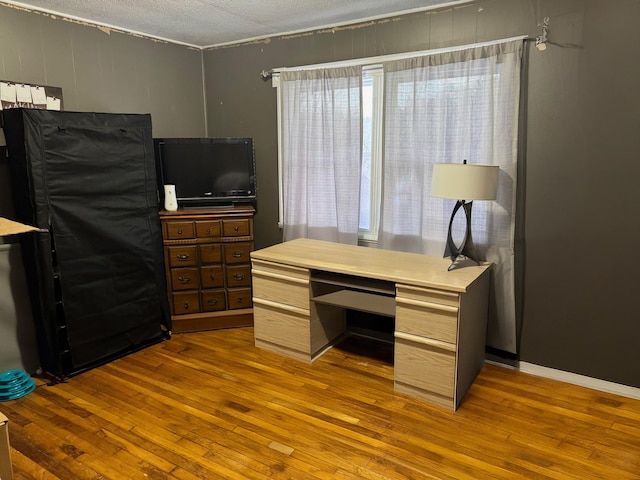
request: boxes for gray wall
[0,2,207,372]
[1,0,638,389]
[203,0,640,387]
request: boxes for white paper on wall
[0,82,16,103]
[30,85,47,105]
[16,84,32,104]
[46,96,61,111]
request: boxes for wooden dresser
[160,206,254,333]
[251,238,491,411]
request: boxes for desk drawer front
[394,336,455,399]
[251,260,309,281]
[395,299,458,344]
[253,274,309,310]
[253,302,310,354]
[396,284,459,307]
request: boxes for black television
[154,137,257,208]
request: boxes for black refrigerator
[3,109,170,379]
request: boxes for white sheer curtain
[379,40,523,353]
[280,67,362,244]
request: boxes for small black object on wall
[3,108,170,379]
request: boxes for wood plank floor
[2,327,639,479]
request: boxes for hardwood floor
[2,327,639,479]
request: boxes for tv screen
[155,137,256,207]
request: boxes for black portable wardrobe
[3,109,170,379]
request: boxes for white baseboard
[486,360,640,401]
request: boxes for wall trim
[487,360,640,400]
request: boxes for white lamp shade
[431,163,499,201]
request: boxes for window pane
[359,75,373,231]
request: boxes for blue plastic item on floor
[0,369,36,401]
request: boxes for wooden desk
[250,238,491,411]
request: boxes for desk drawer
[395,298,458,344]
[252,273,309,310]
[253,301,310,354]
[394,335,455,399]
[396,284,459,307]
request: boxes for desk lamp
[431,160,499,270]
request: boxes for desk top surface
[251,238,490,293]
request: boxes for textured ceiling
[6,0,469,48]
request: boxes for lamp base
[444,200,481,271]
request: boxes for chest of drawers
[160,206,255,333]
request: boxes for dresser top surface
[251,238,490,293]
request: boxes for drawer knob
[177,228,183,235]
[207,299,218,306]
[178,276,191,284]
[183,302,190,309]
[233,273,245,281]
[237,297,243,304]
[210,274,216,280]
[176,254,190,261]
[232,251,243,258]
[234,226,239,232]
[206,228,211,234]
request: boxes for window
[273,37,524,353]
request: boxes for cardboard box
[0,217,45,237]
[0,411,13,480]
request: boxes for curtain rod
[261,35,530,80]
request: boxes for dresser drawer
[224,242,252,264]
[227,288,252,310]
[196,220,221,238]
[171,267,199,291]
[199,243,222,264]
[226,264,252,287]
[202,289,226,312]
[167,246,197,267]
[394,335,455,399]
[222,219,250,237]
[201,265,224,289]
[165,221,195,240]
[395,298,458,344]
[172,291,200,315]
